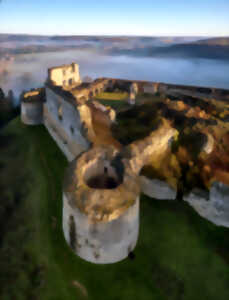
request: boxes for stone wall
[143,83,158,95]
[70,78,110,102]
[48,63,81,87]
[21,101,43,125]
[62,193,139,264]
[44,87,90,161]
[184,182,229,228]
[140,176,177,200]
[127,121,177,175]
[103,78,229,100]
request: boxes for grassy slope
[0,118,229,300]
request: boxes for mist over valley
[1,35,229,101]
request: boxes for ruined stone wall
[21,101,43,125]
[143,84,158,94]
[184,182,229,228]
[71,78,110,102]
[62,193,139,264]
[44,87,90,161]
[48,63,81,87]
[103,78,229,100]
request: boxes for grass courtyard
[0,117,229,300]
[94,91,163,111]
[94,91,129,110]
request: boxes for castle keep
[21,62,229,264]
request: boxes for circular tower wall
[21,101,43,125]
[63,146,140,264]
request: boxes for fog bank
[1,49,229,103]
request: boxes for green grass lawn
[94,92,162,111]
[0,117,229,300]
[95,92,128,101]
[94,92,129,110]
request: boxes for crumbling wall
[44,87,90,161]
[21,88,45,125]
[103,78,229,100]
[62,145,140,263]
[48,63,81,87]
[71,78,110,102]
[184,182,229,228]
[126,120,177,175]
[21,101,43,125]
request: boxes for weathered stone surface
[43,88,90,160]
[184,182,229,228]
[63,146,140,223]
[63,145,140,263]
[21,88,45,125]
[91,100,116,122]
[107,107,116,122]
[77,103,96,141]
[43,104,88,161]
[21,101,44,125]
[127,120,177,175]
[203,133,214,154]
[143,83,158,95]
[63,193,139,264]
[48,63,81,87]
[128,82,138,105]
[140,176,177,200]
[210,181,229,226]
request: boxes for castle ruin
[21,62,229,264]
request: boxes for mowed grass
[0,117,229,300]
[94,92,129,110]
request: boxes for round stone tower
[21,89,45,125]
[63,146,140,264]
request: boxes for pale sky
[0,0,229,36]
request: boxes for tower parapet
[21,88,45,125]
[63,146,140,264]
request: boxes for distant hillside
[193,37,229,46]
[1,34,229,60]
[0,34,50,43]
[0,33,204,45]
[151,44,229,60]
[108,43,229,60]
[51,35,130,42]
[0,34,131,43]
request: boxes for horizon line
[0,32,229,38]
